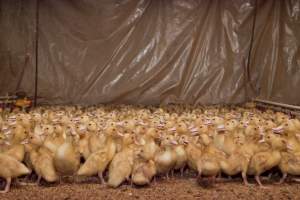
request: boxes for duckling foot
[180,167,185,177]
[255,175,269,189]
[276,173,287,184]
[165,172,169,180]
[15,179,36,186]
[98,172,106,185]
[292,178,300,182]
[0,178,11,193]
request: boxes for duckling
[174,135,188,176]
[185,135,202,171]
[154,135,177,179]
[138,127,160,160]
[278,151,300,184]
[28,146,59,184]
[87,121,105,153]
[219,140,250,185]
[77,126,118,184]
[196,134,224,186]
[107,133,135,188]
[43,124,64,154]
[0,153,31,193]
[76,124,91,160]
[247,133,286,188]
[132,148,156,186]
[53,128,80,176]
[281,120,300,153]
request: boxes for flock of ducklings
[1,103,300,193]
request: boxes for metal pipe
[34,0,40,107]
[254,98,300,110]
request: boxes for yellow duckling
[138,127,160,161]
[196,134,224,186]
[107,133,135,188]
[77,126,118,184]
[174,135,188,176]
[76,124,90,160]
[154,135,177,179]
[28,146,59,184]
[219,140,250,186]
[87,121,105,153]
[132,147,156,186]
[53,128,80,176]
[43,124,64,154]
[247,133,286,188]
[0,153,31,193]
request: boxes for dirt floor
[1,173,300,200]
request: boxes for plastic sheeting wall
[250,0,300,106]
[0,0,300,106]
[0,0,36,98]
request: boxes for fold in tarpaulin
[0,0,299,106]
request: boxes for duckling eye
[166,137,169,140]
[88,124,91,126]
[226,123,229,126]
[46,128,49,130]
[112,128,116,131]
[285,124,288,127]
[200,126,203,128]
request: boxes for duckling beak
[190,131,199,136]
[217,124,225,131]
[169,127,176,132]
[189,127,199,135]
[204,120,212,125]
[20,139,29,145]
[157,123,165,128]
[287,144,294,151]
[138,122,147,126]
[4,141,11,145]
[116,122,124,127]
[171,140,178,145]
[117,132,124,137]
[72,118,80,122]
[272,126,284,133]
[258,138,265,143]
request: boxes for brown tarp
[0,0,36,98]
[0,0,300,106]
[250,0,300,106]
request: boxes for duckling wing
[108,149,134,188]
[0,153,30,179]
[77,149,108,176]
[38,151,59,182]
[4,144,25,162]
